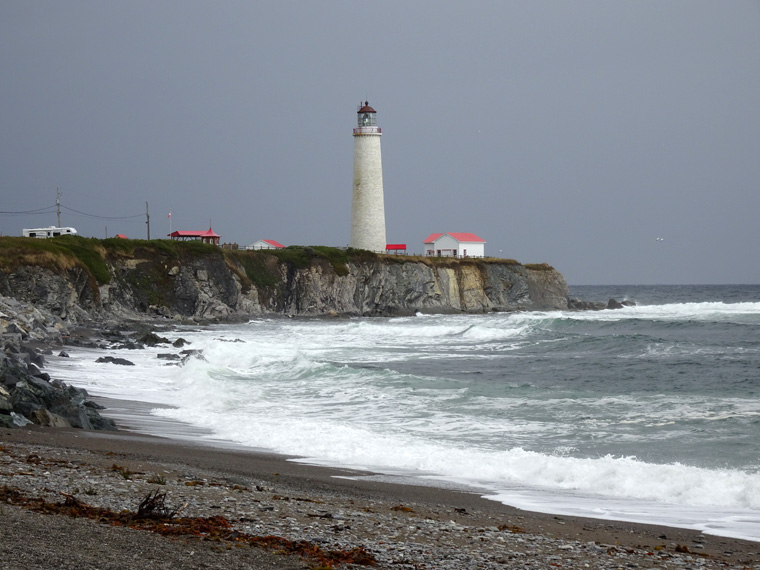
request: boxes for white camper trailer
[22,226,78,239]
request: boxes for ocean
[48,284,760,541]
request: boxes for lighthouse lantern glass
[358,112,377,128]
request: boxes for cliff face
[272,259,567,316]
[0,242,567,431]
[0,242,568,323]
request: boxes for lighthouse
[350,101,386,252]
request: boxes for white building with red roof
[423,233,486,258]
[246,239,285,250]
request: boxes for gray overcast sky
[2,1,759,285]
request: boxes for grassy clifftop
[0,236,552,287]
[0,236,221,285]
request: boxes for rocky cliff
[0,238,568,323]
[0,237,568,430]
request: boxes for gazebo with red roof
[168,227,221,246]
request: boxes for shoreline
[2,424,760,569]
[4,312,760,567]
[92,390,760,545]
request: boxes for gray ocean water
[50,284,760,540]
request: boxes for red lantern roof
[358,101,376,114]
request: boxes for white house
[423,233,486,258]
[245,239,285,250]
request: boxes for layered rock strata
[1,254,568,323]
[0,246,569,430]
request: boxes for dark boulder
[606,298,625,310]
[137,331,171,346]
[21,346,46,367]
[157,353,181,361]
[179,349,206,363]
[96,356,135,366]
[567,298,606,311]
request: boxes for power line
[2,197,147,233]
[60,204,144,220]
[0,205,58,215]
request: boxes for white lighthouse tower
[350,101,386,252]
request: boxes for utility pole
[56,188,61,227]
[146,201,150,240]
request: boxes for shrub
[524,262,554,271]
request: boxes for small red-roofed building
[385,243,407,254]
[115,234,128,239]
[246,239,285,250]
[423,233,486,258]
[168,227,221,246]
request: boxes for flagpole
[169,210,172,235]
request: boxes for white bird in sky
[656,237,664,242]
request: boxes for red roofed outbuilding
[423,233,486,258]
[246,239,285,250]
[168,227,221,246]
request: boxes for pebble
[2,441,759,570]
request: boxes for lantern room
[357,102,377,127]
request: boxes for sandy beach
[2,420,760,569]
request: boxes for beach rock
[33,370,52,382]
[606,298,624,310]
[137,331,171,346]
[567,298,606,310]
[30,408,72,428]
[96,356,135,366]
[0,391,12,413]
[10,411,31,426]
[0,296,119,430]
[157,353,181,361]
[179,349,206,363]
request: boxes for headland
[5,236,746,568]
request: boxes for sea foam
[45,292,760,540]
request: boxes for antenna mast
[146,201,150,240]
[56,188,61,227]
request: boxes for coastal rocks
[0,294,117,430]
[568,297,636,311]
[1,357,116,430]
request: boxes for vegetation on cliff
[0,236,551,290]
[0,236,567,318]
